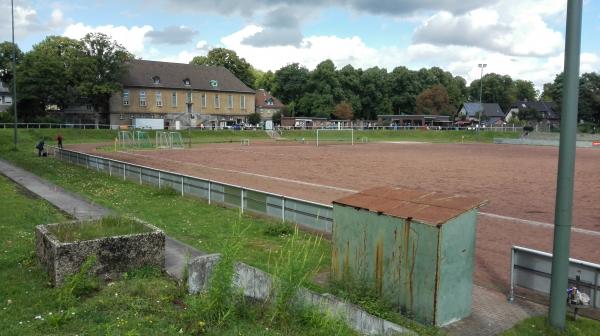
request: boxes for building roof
[460,103,505,118]
[256,89,284,108]
[333,186,486,226]
[510,100,559,120]
[121,59,255,94]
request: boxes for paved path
[0,158,200,280]
[0,158,548,335]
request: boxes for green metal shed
[331,186,486,326]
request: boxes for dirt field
[70,140,600,292]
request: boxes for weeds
[269,227,324,323]
[58,255,99,307]
[152,186,179,197]
[48,216,151,242]
[262,221,295,237]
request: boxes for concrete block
[188,253,222,294]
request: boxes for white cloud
[413,1,565,57]
[0,1,67,40]
[49,9,64,29]
[63,23,153,55]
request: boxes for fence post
[158,171,161,188]
[109,161,112,177]
[240,189,244,213]
[208,181,211,204]
[282,197,286,222]
[123,164,126,181]
[181,176,184,196]
[509,247,515,302]
[139,167,142,185]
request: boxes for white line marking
[116,150,600,236]
[480,212,600,237]
[118,151,357,193]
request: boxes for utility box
[332,186,486,326]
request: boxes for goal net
[156,131,171,149]
[118,131,133,149]
[316,128,355,147]
[134,131,152,148]
[170,132,184,149]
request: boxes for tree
[517,107,543,124]
[254,70,275,91]
[542,72,600,125]
[415,84,453,115]
[190,48,255,88]
[332,101,354,120]
[17,36,86,119]
[273,63,309,104]
[514,80,537,101]
[247,112,261,125]
[0,41,23,83]
[78,33,133,118]
[468,73,516,111]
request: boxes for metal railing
[509,245,600,309]
[53,147,334,234]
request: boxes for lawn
[280,129,521,144]
[501,316,600,336]
[0,167,357,335]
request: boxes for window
[171,91,177,107]
[187,92,193,104]
[214,94,220,108]
[153,76,160,84]
[266,98,274,106]
[201,93,207,108]
[119,114,124,120]
[240,95,246,109]
[139,91,147,106]
[155,91,163,107]
[122,90,129,105]
[183,78,191,86]
[227,95,233,108]
[5,95,13,104]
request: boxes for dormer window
[183,78,191,86]
[152,76,160,84]
[266,98,274,106]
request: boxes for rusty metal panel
[436,210,477,326]
[333,186,486,226]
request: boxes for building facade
[255,89,284,121]
[109,60,255,128]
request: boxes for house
[377,114,452,128]
[109,59,256,128]
[255,89,284,121]
[0,81,12,113]
[281,117,329,129]
[457,103,505,125]
[505,100,559,128]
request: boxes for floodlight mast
[11,0,18,146]
[478,63,487,126]
[548,0,582,330]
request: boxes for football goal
[156,131,184,149]
[316,128,355,147]
[117,131,133,148]
[134,131,152,148]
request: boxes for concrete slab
[0,158,111,220]
[443,285,546,336]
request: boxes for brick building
[109,60,256,128]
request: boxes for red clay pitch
[71,140,600,292]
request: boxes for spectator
[56,134,64,148]
[35,138,45,157]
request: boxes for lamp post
[478,63,487,126]
[11,0,18,146]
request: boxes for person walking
[35,138,45,157]
[56,134,64,148]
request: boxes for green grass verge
[0,166,357,335]
[501,316,600,336]
[281,129,521,144]
[47,217,152,243]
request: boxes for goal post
[316,128,354,147]
[156,131,171,149]
[170,132,184,149]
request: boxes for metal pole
[549,0,582,329]
[478,64,487,126]
[11,0,18,147]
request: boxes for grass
[0,160,356,335]
[47,216,153,243]
[281,129,521,144]
[501,316,600,336]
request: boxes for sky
[2,0,600,90]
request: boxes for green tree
[514,80,538,101]
[17,36,86,119]
[254,69,275,91]
[296,92,334,118]
[190,48,255,88]
[468,73,516,111]
[517,107,543,124]
[542,72,600,125]
[273,63,309,104]
[247,112,261,125]
[415,84,453,115]
[0,41,23,83]
[78,33,133,118]
[358,67,391,119]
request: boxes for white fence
[53,148,334,234]
[509,245,600,309]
